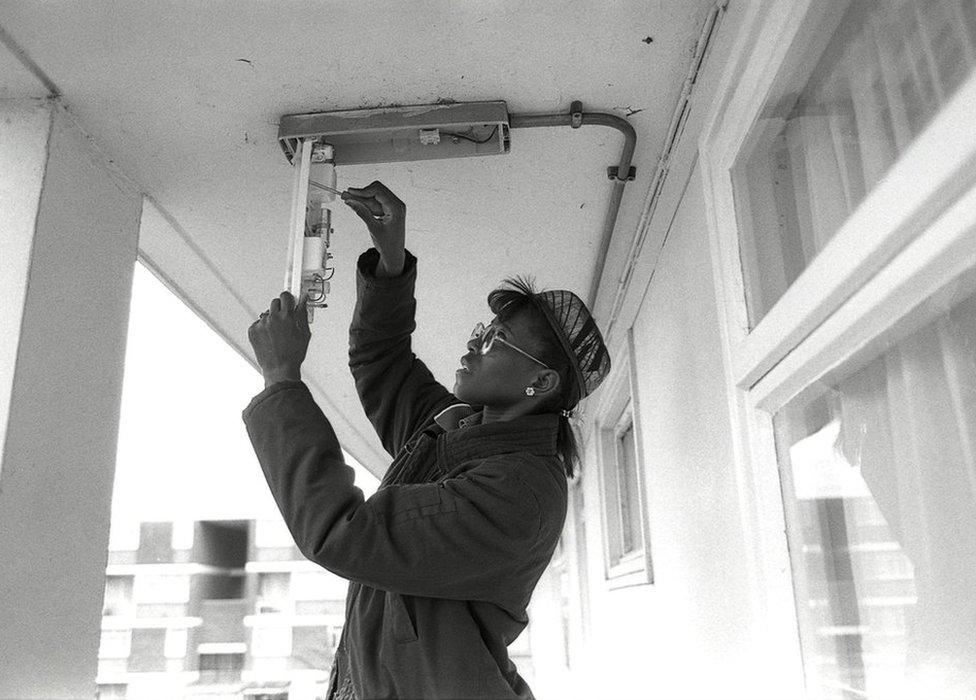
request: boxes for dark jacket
[242,248,568,699]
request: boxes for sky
[109,260,378,536]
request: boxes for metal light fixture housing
[277,100,511,166]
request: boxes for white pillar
[0,99,142,698]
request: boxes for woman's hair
[487,275,582,479]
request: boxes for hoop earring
[524,387,535,396]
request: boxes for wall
[0,100,49,463]
[567,164,761,699]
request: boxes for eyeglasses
[470,322,551,369]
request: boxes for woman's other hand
[248,291,311,387]
[341,181,405,277]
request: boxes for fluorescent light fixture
[277,100,510,166]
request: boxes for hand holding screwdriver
[340,181,406,278]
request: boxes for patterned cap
[533,290,611,406]
[488,280,611,407]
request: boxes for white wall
[561,165,762,700]
[0,101,142,698]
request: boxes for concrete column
[0,99,142,699]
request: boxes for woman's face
[453,308,552,408]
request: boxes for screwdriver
[309,180,345,197]
[310,180,385,219]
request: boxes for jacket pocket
[383,591,418,644]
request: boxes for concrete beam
[0,99,142,698]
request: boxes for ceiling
[0,0,716,475]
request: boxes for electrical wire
[440,124,500,145]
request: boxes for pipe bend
[508,109,637,180]
[580,112,637,178]
[507,105,639,306]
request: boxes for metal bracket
[570,100,583,128]
[607,165,637,181]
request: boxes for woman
[244,181,610,699]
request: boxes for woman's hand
[341,181,405,277]
[248,291,311,387]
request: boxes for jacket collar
[432,403,560,464]
[433,403,481,431]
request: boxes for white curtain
[834,288,976,693]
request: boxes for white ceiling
[0,0,715,475]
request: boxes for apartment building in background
[95,518,535,699]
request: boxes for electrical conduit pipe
[508,101,637,308]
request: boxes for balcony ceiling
[0,0,715,475]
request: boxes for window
[774,282,976,696]
[164,627,187,659]
[102,576,134,617]
[96,685,127,700]
[614,418,642,557]
[593,331,652,587]
[198,652,244,682]
[256,572,290,614]
[108,521,139,552]
[702,0,976,696]
[732,0,976,325]
[129,628,167,673]
[98,629,131,659]
[171,520,194,550]
[137,522,173,564]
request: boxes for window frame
[699,0,976,689]
[703,0,976,392]
[593,329,653,589]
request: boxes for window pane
[129,628,167,673]
[98,629,131,659]
[732,0,976,325]
[171,520,194,550]
[102,576,134,617]
[198,652,244,683]
[615,424,642,556]
[774,283,976,698]
[257,572,290,613]
[164,627,187,659]
[96,685,127,700]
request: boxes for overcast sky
[110,261,378,533]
